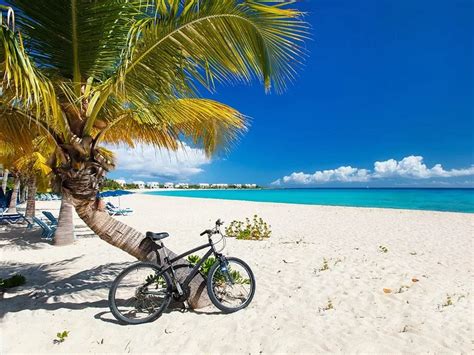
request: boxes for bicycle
[108,219,256,324]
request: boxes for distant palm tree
[0,0,306,307]
[0,136,52,216]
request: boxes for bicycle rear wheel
[207,257,256,313]
[109,262,171,324]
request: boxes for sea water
[145,188,474,213]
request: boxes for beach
[1,193,472,353]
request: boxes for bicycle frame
[154,237,222,292]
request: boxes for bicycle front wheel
[109,262,172,324]
[207,257,256,313]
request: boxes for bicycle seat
[146,231,170,241]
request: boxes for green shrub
[225,215,271,240]
[0,274,26,289]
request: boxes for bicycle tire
[206,257,256,313]
[109,262,172,324]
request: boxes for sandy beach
[1,193,472,354]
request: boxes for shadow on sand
[0,256,135,319]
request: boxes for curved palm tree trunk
[7,176,20,214]
[54,142,211,308]
[1,169,8,193]
[70,195,210,308]
[25,176,37,218]
[53,195,75,246]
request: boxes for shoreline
[138,190,474,215]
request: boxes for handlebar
[200,219,224,236]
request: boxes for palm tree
[0,1,306,307]
[0,135,52,216]
[1,167,8,193]
[15,150,53,218]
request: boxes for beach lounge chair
[0,211,33,228]
[0,213,24,224]
[42,211,58,226]
[106,202,133,216]
[32,216,56,240]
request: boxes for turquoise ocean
[145,188,474,213]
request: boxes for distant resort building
[245,184,257,189]
[175,183,189,189]
[164,182,174,189]
[133,181,145,189]
[114,179,126,187]
[199,183,210,189]
[233,184,242,189]
[146,181,160,189]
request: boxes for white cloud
[110,143,210,180]
[373,156,474,179]
[274,155,474,185]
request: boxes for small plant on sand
[0,274,26,289]
[319,299,334,312]
[225,215,271,240]
[378,245,389,253]
[54,331,70,344]
[442,295,453,307]
[319,258,330,272]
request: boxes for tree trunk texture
[7,176,20,213]
[1,168,8,193]
[25,176,37,218]
[52,136,211,308]
[71,196,210,308]
[53,196,75,246]
[53,141,210,308]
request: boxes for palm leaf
[0,8,61,124]
[98,97,246,156]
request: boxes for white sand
[1,194,472,354]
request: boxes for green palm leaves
[1,0,307,157]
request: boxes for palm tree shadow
[0,226,51,250]
[0,257,134,319]
[1,254,222,325]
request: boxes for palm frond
[5,0,140,82]
[115,0,307,97]
[0,8,61,124]
[99,97,246,156]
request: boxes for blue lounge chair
[0,211,33,228]
[42,211,58,226]
[106,202,133,216]
[0,212,24,224]
[32,216,56,240]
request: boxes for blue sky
[109,1,473,186]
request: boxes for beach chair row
[106,202,133,216]
[1,209,57,240]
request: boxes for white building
[114,179,126,187]
[233,184,242,189]
[133,181,145,189]
[199,183,210,189]
[245,184,257,189]
[175,183,189,189]
[146,181,160,189]
[164,182,174,189]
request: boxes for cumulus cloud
[373,156,474,179]
[110,143,210,180]
[273,155,474,185]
